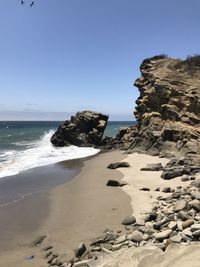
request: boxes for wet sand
[0,150,131,267]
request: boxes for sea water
[0,121,135,179]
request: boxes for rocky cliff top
[111,55,200,166]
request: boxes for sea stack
[51,110,108,147]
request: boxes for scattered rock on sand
[140,163,163,171]
[74,243,87,258]
[127,230,143,243]
[140,187,150,191]
[107,162,130,169]
[106,180,127,187]
[30,235,47,246]
[121,216,136,225]
[162,187,171,193]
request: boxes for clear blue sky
[0,0,200,120]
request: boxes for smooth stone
[107,162,130,169]
[140,187,150,191]
[121,216,136,225]
[170,234,182,243]
[189,199,200,212]
[106,180,127,187]
[112,243,124,251]
[114,235,127,244]
[192,230,200,237]
[140,163,163,171]
[30,235,47,246]
[182,219,194,229]
[74,243,87,258]
[144,212,157,222]
[191,224,200,232]
[181,175,189,182]
[42,245,53,251]
[174,200,187,212]
[162,187,171,193]
[177,221,183,231]
[127,230,143,243]
[154,230,172,241]
[182,228,193,237]
[168,221,177,230]
[177,211,191,221]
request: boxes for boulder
[51,110,108,147]
[107,162,130,169]
[140,163,163,171]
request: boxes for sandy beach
[1,150,200,267]
[0,150,131,267]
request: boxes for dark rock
[140,187,150,191]
[181,175,189,182]
[140,163,163,171]
[162,187,171,193]
[51,110,108,147]
[74,243,87,258]
[106,180,127,187]
[30,235,47,246]
[144,212,157,222]
[121,216,136,225]
[155,188,160,191]
[107,162,130,169]
[161,167,190,180]
[191,179,200,188]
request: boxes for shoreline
[0,150,132,266]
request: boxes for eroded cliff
[115,55,200,164]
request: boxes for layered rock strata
[105,56,200,161]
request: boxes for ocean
[0,121,135,179]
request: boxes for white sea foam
[0,130,99,178]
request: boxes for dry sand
[90,152,200,267]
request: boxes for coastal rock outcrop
[51,110,108,147]
[103,55,200,173]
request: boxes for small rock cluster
[71,179,200,262]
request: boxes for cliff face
[118,55,200,162]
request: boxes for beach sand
[1,151,199,267]
[0,150,131,267]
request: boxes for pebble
[170,234,182,243]
[168,221,177,230]
[114,235,127,244]
[74,243,87,258]
[182,219,194,229]
[174,200,187,212]
[191,224,200,232]
[127,230,143,243]
[121,216,136,225]
[154,230,172,241]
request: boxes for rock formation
[51,110,108,147]
[105,55,200,162]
